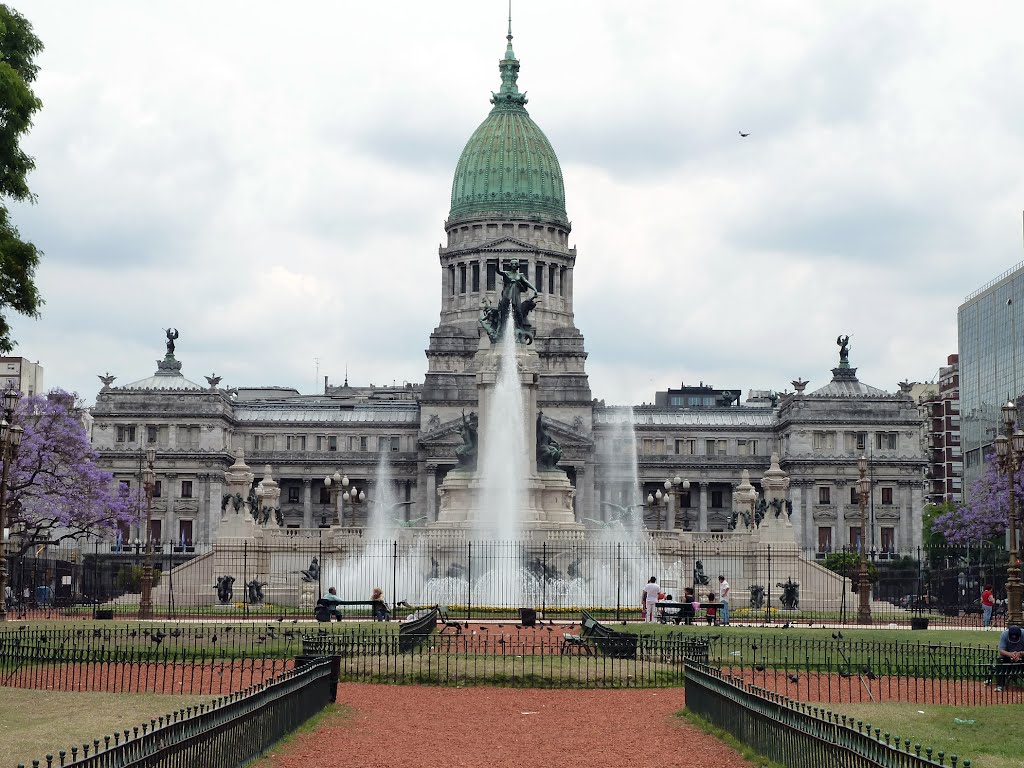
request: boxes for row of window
[250,435,403,452]
[115,425,202,446]
[810,431,899,452]
[816,486,896,505]
[629,438,761,456]
[818,526,897,554]
[120,479,194,499]
[447,259,567,298]
[118,519,194,547]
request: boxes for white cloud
[6,0,1024,406]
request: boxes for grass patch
[840,702,1021,768]
[676,707,785,768]
[0,688,209,767]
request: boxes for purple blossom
[4,389,141,555]
[934,457,1024,545]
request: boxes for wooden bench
[314,599,377,622]
[988,659,1024,688]
[656,602,724,625]
[579,610,638,659]
[398,606,440,652]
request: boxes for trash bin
[911,617,929,630]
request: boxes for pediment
[479,236,534,252]
[419,416,469,446]
[540,414,593,448]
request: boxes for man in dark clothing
[995,624,1024,691]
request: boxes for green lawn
[840,702,1022,768]
[0,688,209,767]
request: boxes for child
[705,592,718,626]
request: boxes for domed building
[89,22,927,561]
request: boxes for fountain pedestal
[433,338,582,532]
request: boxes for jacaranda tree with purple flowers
[5,389,140,556]
[933,456,1022,546]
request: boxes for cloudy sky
[6,1,1024,406]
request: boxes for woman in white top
[642,576,661,623]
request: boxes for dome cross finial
[505,1,516,60]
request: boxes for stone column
[207,476,223,542]
[302,478,313,528]
[197,473,209,545]
[165,472,178,547]
[835,479,846,552]
[425,464,437,522]
[666,488,675,531]
[698,482,708,531]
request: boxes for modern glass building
[958,260,1024,492]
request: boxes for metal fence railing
[15,657,334,768]
[2,539,1018,627]
[684,661,972,768]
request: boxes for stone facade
[89,25,928,555]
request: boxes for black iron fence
[0,625,298,695]
[16,657,334,768]
[3,539,1018,626]
[685,661,972,768]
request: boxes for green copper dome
[448,24,568,226]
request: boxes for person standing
[642,576,661,623]
[995,625,1024,691]
[982,584,995,629]
[719,575,731,626]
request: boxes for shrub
[115,565,162,593]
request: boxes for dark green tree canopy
[0,4,42,353]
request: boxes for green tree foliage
[922,501,955,547]
[822,550,878,582]
[0,5,43,353]
[115,565,162,594]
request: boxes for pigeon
[708,635,721,641]
[832,632,843,640]
[782,622,792,629]
[276,617,284,623]
[170,629,182,638]
[129,630,138,638]
[739,131,750,137]
[839,670,851,678]
[754,665,766,672]
[865,671,877,681]
[76,629,85,637]
[751,644,758,652]
[788,674,799,683]
[210,634,217,643]
[497,624,504,629]
[480,626,489,632]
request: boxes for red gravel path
[265,684,748,768]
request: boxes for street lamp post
[857,454,872,625]
[664,476,692,531]
[994,401,1024,626]
[323,471,365,527]
[645,488,667,529]
[139,447,156,620]
[0,387,25,621]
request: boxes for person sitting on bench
[995,624,1024,691]
[371,586,391,621]
[660,595,679,623]
[680,587,696,625]
[315,586,345,622]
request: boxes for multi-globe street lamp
[323,471,365,527]
[0,387,25,621]
[857,455,872,625]
[994,400,1024,627]
[139,447,157,619]
[664,476,692,531]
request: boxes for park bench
[576,610,638,659]
[656,601,724,625]
[314,599,378,622]
[398,605,440,652]
[986,658,1024,688]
